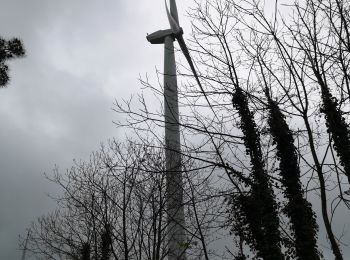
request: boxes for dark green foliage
[0,37,25,87]
[229,87,283,260]
[319,84,350,184]
[266,93,320,260]
[100,225,111,260]
[80,243,90,260]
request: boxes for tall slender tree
[263,82,319,260]
[230,87,283,260]
[100,225,111,260]
[81,243,91,260]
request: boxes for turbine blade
[176,35,221,123]
[165,0,181,33]
[176,35,207,99]
[177,36,200,88]
[169,0,179,25]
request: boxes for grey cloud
[0,0,166,258]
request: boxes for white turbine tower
[147,0,189,259]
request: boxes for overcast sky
[0,1,349,259]
[0,0,180,258]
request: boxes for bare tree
[22,141,167,259]
[22,139,220,259]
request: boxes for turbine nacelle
[146,28,183,44]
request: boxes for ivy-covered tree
[318,79,350,185]
[81,243,90,260]
[265,87,320,260]
[0,36,25,87]
[230,87,283,260]
[100,225,111,260]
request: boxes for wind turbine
[146,0,199,259]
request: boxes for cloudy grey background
[0,0,349,259]
[0,0,180,258]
